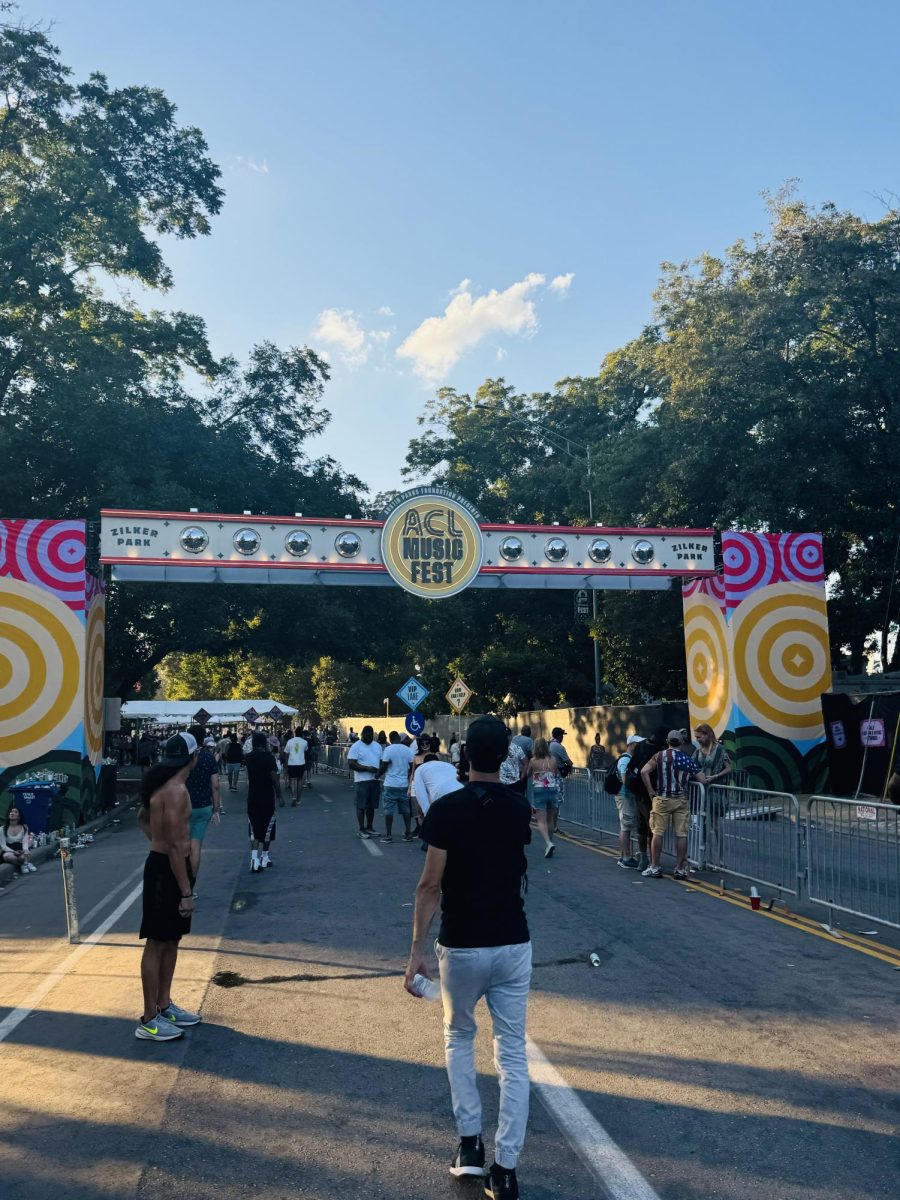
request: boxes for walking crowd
[133,712,732,1199]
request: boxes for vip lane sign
[381,488,484,599]
[396,677,430,710]
[446,678,473,713]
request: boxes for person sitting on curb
[0,806,37,874]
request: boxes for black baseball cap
[161,732,198,766]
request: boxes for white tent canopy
[120,699,298,725]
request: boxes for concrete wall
[337,701,689,767]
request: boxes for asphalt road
[0,768,898,1200]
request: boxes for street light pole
[585,446,601,706]
[473,402,602,704]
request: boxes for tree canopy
[1,21,896,720]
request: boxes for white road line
[0,881,143,1044]
[80,864,144,930]
[527,1038,661,1200]
[360,837,383,857]
[317,792,332,804]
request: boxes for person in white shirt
[283,728,308,805]
[347,725,383,838]
[378,731,415,843]
[414,752,462,817]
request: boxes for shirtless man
[135,732,202,1041]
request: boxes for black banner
[820,691,900,798]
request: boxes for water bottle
[412,973,441,1001]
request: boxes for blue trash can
[8,782,60,834]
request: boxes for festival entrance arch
[0,491,832,819]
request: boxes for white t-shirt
[414,760,462,815]
[285,736,308,766]
[381,742,414,789]
[499,741,526,786]
[348,738,383,783]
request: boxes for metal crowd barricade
[706,783,801,896]
[561,766,594,827]
[322,743,350,776]
[806,796,900,929]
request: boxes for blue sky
[23,0,900,498]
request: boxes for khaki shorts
[650,795,689,838]
[614,791,636,832]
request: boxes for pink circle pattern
[0,519,86,610]
[683,574,727,611]
[777,532,824,585]
[721,532,778,608]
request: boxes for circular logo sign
[381,488,483,599]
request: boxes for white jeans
[437,940,532,1170]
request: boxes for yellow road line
[557,831,900,969]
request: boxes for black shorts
[287,764,306,779]
[140,851,192,943]
[248,802,277,843]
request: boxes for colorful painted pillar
[683,532,831,792]
[0,520,106,823]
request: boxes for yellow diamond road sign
[446,678,473,713]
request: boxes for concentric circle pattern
[84,596,106,765]
[721,531,778,609]
[683,574,726,611]
[0,520,86,611]
[0,576,84,767]
[777,532,824,585]
[732,582,831,740]
[683,592,732,734]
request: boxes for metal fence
[322,744,350,776]
[806,796,900,929]
[563,770,706,868]
[706,783,802,896]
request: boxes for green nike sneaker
[135,1017,183,1041]
[158,1001,201,1027]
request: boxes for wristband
[181,892,192,899]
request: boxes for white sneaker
[24,862,38,873]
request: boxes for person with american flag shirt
[639,731,707,880]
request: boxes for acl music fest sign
[380,487,484,599]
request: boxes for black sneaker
[450,1135,485,1178]
[484,1163,518,1198]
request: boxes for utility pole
[586,446,602,706]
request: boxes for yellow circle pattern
[381,497,483,599]
[0,576,84,766]
[732,582,831,740]
[84,597,106,765]
[683,592,732,735]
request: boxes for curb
[0,786,140,888]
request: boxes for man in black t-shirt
[405,716,532,1200]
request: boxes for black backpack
[624,741,655,794]
[604,756,625,795]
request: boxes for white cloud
[312,309,391,368]
[549,272,574,295]
[396,272,546,383]
[496,347,507,361]
[377,305,395,317]
[232,155,270,175]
